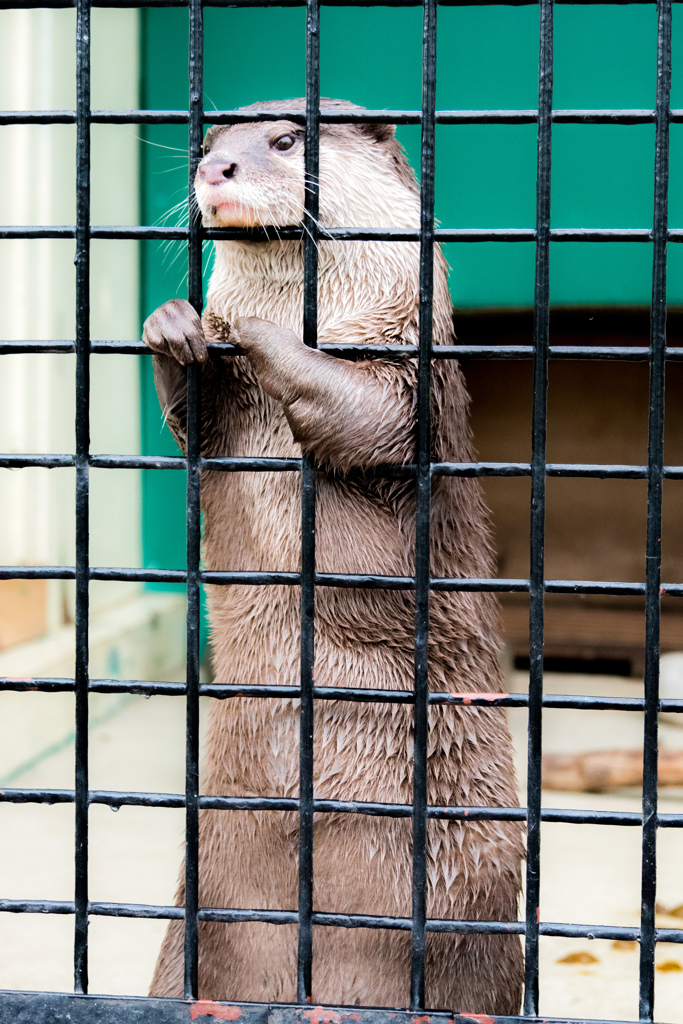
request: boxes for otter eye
[273,134,296,152]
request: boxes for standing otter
[145,99,523,1013]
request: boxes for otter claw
[143,298,208,365]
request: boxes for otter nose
[199,160,238,185]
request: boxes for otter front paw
[231,316,304,403]
[143,299,208,365]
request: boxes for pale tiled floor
[1,671,683,1021]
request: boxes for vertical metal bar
[523,0,553,1015]
[297,0,319,1004]
[409,0,436,1010]
[639,1,671,1018]
[184,0,204,1001]
[74,0,91,996]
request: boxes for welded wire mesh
[0,1,679,1022]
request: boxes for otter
[145,98,524,1013]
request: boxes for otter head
[195,98,420,232]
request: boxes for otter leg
[151,809,300,1001]
[142,298,222,452]
[426,931,524,1015]
[149,917,185,998]
[312,926,411,1007]
[231,315,417,471]
[150,910,299,1003]
[143,297,208,402]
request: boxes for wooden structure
[459,307,683,674]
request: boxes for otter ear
[356,123,396,144]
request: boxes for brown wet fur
[145,99,524,1014]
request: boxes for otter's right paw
[143,299,208,365]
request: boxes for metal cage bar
[638,0,672,1017]
[3,566,683,597]
[1,0,681,8]
[182,0,205,1000]
[8,106,683,126]
[409,0,437,1008]
[5,225,683,243]
[522,0,552,1013]
[0,0,681,1022]
[296,0,320,1002]
[74,0,92,997]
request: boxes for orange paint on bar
[450,693,509,705]
[190,1002,242,1021]
[305,1008,342,1024]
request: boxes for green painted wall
[139,4,683,574]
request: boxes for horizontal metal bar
[2,225,682,243]
[2,0,683,8]
[0,896,678,948]
[0,454,75,469]
[0,675,665,706]
[5,107,683,126]
[0,992,670,1024]
[2,564,682,596]
[3,0,682,11]
[2,784,683,830]
[201,456,301,472]
[434,461,683,479]
[0,454,299,472]
[4,675,683,714]
[6,339,683,363]
[5,452,683,479]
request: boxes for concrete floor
[1,670,683,1021]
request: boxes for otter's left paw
[231,316,305,403]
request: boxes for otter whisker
[276,195,320,253]
[157,201,190,226]
[257,207,283,245]
[162,242,190,276]
[155,164,192,176]
[135,134,189,155]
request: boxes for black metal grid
[0,0,680,1022]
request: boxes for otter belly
[150,795,523,1010]
[149,605,523,1011]
[147,317,523,1011]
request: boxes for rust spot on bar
[536,907,540,924]
[459,1016,494,1024]
[411,1015,430,1023]
[449,693,509,705]
[190,1002,242,1020]
[304,1008,342,1024]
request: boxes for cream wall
[0,8,142,632]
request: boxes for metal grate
[0,0,680,1022]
